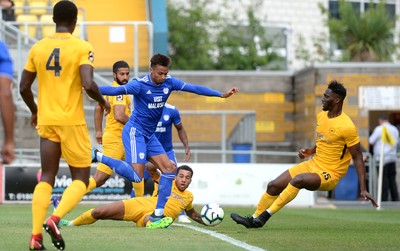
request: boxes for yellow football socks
[54,180,86,219]
[72,209,96,226]
[269,183,300,214]
[254,192,278,217]
[132,179,144,197]
[86,177,97,194]
[32,182,52,234]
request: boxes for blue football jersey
[0,41,13,79]
[155,103,181,152]
[99,73,221,137]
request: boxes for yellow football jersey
[103,81,131,137]
[24,33,94,125]
[312,111,360,178]
[123,181,194,227]
[163,182,194,220]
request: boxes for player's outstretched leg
[43,216,65,250]
[92,147,141,182]
[147,172,175,227]
[253,211,271,228]
[230,213,259,228]
[146,217,173,229]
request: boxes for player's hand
[360,191,378,208]
[30,113,37,128]
[101,101,111,115]
[95,131,103,144]
[221,87,239,98]
[183,148,191,162]
[1,142,15,164]
[298,148,313,159]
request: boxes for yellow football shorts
[122,197,157,227]
[96,132,126,175]
[288,159,340,191]
[36,124,91,167]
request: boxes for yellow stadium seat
[16,14,38,38]
[39,14,54,38]
[50,0,60,6]
[39,13,84,39]
[28,0,48,15]
[13,0,25,15]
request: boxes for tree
[321,0,396,62]
[167,0,219,70]
[295,32,333,67]
[214,2,281,70]
[167,0,283,70]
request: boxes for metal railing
[13,148,398,200]
[179,110,256,163]
[4,20,153,78]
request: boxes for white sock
[154,209,164,217]
[96,152,103,162]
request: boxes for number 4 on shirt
[46,48,62,76]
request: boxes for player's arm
[94,104,104,144]
[174,123,191,162]
[114,104,129,124]
[80,64,110,114]
[185,208,207,226]
[298,145,316,159]
[99,79,139,96]
[348,142,378,207]
[19,69,38,127]
[0,75,14,164]
[181,83,238,98]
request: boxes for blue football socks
[100,155,142,183]
[154,172,175,216]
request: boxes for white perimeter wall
[188,163,315,207]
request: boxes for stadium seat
[39,14,54,38]
[50,0,60,6]
[28,0,48,15]
[13,0,25,15]
[16,14,38,38]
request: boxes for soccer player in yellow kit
[19,1,110,250]
[231,80,378,229]
[59,165,206,228]
[87,60,146,194]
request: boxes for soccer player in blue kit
[144,103,192,223]
[155,103,191,165]
[92,53,238,228]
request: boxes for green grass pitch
[0,204,399,251]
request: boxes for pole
[377,140,384,210]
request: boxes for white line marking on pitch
[174,223,266,251]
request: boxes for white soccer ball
[200,203,224,226]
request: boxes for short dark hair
[328,80,347,101]
[113,61,130,73]
[379,114,389,121]
[53,1,78,24]
[150,53,171,68]
[177,165,193,177]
